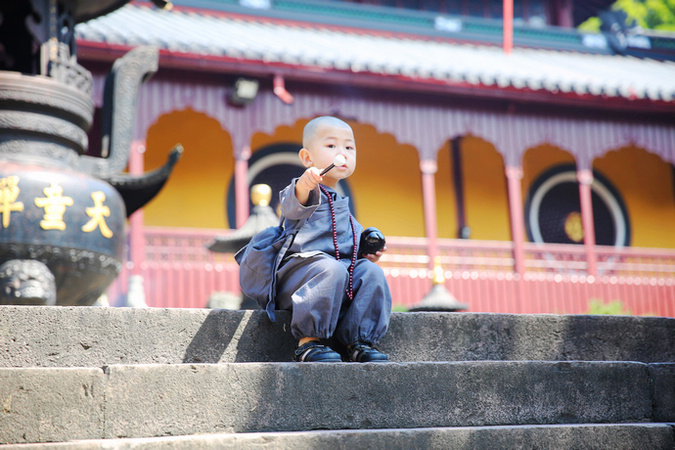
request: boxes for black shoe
[347,342,389,362]
[293,342,342,362]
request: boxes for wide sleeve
[279,178,321,220]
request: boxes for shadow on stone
[183,309,296,363]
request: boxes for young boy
[275,116,392,362]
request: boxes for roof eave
[77,40,675,114]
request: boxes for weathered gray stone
[649,363,675,422]
[0,306,290,367]
[1,306,673,367]
[382,311,675,363]
[3,424,674,449]
[0,361,656,443]
[0,367,105,444]
[1,306,673,447]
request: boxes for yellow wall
[144,109,234,228]
[522,144,576,195]
[460,136,511,241]
[521,144,576,243]
[349,123,424,238]
[594,145,675,248]
[251,122,303,149]
[141,111,675,249]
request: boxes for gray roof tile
[75,3,675,102]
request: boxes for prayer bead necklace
[320,185,357,301]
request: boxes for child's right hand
[296,167,322,204]
[301,167,322,190]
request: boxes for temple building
[74,0,675,314]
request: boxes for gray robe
[273,180,392,346]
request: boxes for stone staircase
[1,305,674,448]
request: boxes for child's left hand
[363,245,387,263]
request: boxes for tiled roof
[75,3,675,102]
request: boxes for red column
[420,159,438,272]
[505,166,525,276]
[235,146,252,228]
[577,169,597,278]
[503,0,514,54]
[128,140,145,276]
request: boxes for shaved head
[302,116,351,148]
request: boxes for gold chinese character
[0,176,24,228]
[34,183,74,231]
[81,191,113,238]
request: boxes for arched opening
[144,108,233,228]
[434,137,460,239]
[349,121,423,238]
[522,143,576,195]
[594,145,675,249]
[458,135,510,241]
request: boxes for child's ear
[299,148,313,167]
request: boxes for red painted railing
[107,227,675,317]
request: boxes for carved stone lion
[0,259,56,305]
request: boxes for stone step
[1,361,673,445]
[1,306,674,367]
[4,424,675,449]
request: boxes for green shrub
[586,299,632,315]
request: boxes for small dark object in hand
[359,227,385,256]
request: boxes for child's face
[300,123,356,188]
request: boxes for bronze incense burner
[0,0,180,305]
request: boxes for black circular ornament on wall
[524,164,630,247]
[226,143,355,227]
